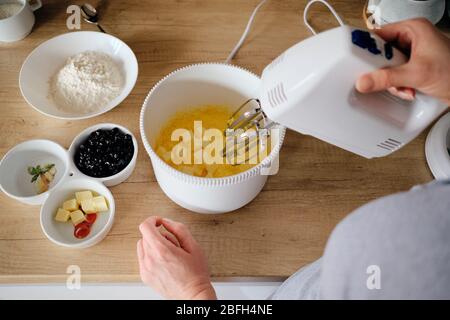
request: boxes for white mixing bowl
[140,63,285,214]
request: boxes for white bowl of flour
[19,31,138,120]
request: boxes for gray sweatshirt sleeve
[271,180,450,300]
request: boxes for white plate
[425,112,450,179]
[40,178,115,248]
[68,123,138,187]
[19,31,138,120]
[0,139,70,205]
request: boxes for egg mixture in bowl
[154,104,268,178]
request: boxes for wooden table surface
[0,0,447,283]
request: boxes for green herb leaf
[28,163,55,184]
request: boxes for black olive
[74,127,134,178]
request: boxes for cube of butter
[75,190,93,205]
[55,208,71,222]
[93,196,108,212]
[63,198,79,211]
[81,199,97,214]
[70,210,85,226]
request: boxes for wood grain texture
[0,0,444,283]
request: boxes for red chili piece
[85,213,97,225]
[74,222,91,239]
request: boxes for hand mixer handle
[258,26,448,158]
[349,29,447,133]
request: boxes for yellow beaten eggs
[154,105,266,178]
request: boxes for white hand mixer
[225,0,448,160]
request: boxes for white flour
[50,51,124,114]
[0,2,23,19]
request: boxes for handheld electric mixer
[224,3,448,162]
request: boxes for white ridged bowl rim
[139,63,286,187]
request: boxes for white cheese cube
[81,199,97,214]
[63,198,79,211]
[75,190,93,205]
[70,210,85,226]
[55,208,70,222]
[93,196,108,212]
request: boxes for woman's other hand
[137,216,216,300]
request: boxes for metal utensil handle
[96,24,107,33]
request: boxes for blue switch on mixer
[351,30,372,49]
[352,29,381,55]
[384,42,393,60]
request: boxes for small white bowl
[425,112,450,179]
[40,178,115,248]
[19,31,138,120]
[140,63,286,214]
[68,123,138,187]
[0,140,70,205]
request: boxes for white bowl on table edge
[68,123,138,187]
[140,63,286,214]
[19,31,138,120]
[425,112,450,180]
[40,177,115,248]
[0,139,70,205]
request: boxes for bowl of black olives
[69,123,138,186]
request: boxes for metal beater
[223,98,277,165]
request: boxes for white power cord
[303,0,344,35]
[225,0,344,64]
[224,0,268,64]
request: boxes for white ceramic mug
[0,0,42,42]
[367,0,446,26]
